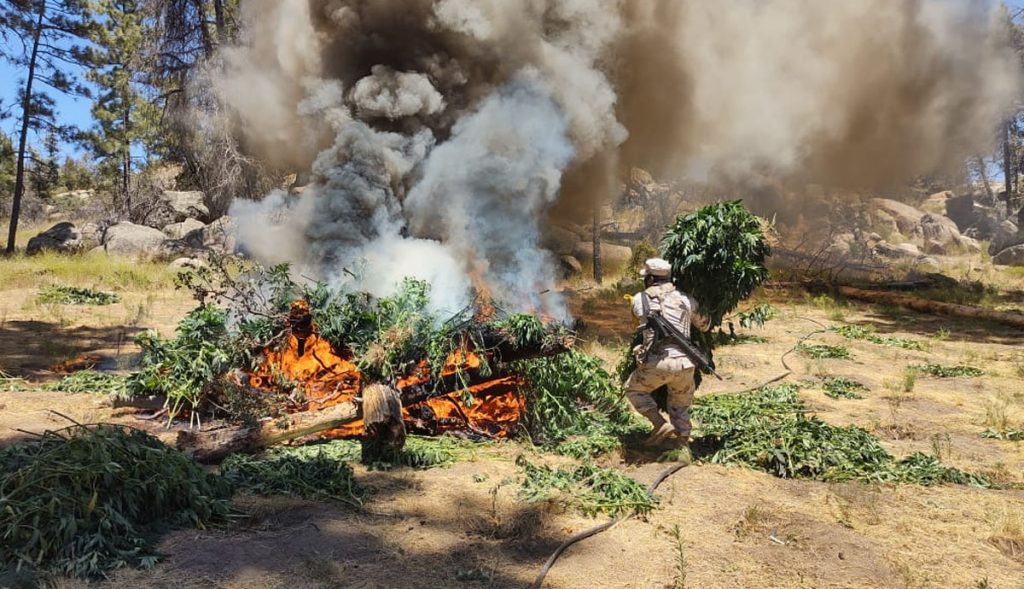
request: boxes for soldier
[624,258,710,451]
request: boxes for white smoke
[222,0,1019,315]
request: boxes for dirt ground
[2,264,1023,589]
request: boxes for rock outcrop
[26,222,82,255]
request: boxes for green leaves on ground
[221,452,364,507]
[515,350,644,454]
[37,285,120,305]
[44,370,128,395]
[737,304,778,329]
[981,429,1024,441]
[0,425,231,579]
[797,342,851,359]
[516,456,656,517]
[822,377,867,400]
[691,384,990,487]
[911,363,984,378]
[831,325,923,350]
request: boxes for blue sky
[3,0,1024,160]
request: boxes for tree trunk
[1004,121,1014,217]
[194,0,213,58]
[122,105,131,215]
[212,0,227,44]
[592,205,603,284]
[5,7,44,255]
[836,286,1024,330]
[976,156,995,205]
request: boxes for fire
[245,300,523,439]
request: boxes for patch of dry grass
[0,251,175,291]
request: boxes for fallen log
[836,285,1024,330]
[177,400,361,463]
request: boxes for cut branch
[836,285,1024,329]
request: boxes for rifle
[641,293,723,380]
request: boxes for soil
[3,278,1024,589]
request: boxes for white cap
[640,258,671,277]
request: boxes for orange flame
[245,300,522,439]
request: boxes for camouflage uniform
[625,280,710,441]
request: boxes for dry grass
[0,251,176,291]
[988,507,1024,564]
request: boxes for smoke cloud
[221,0,1019,314]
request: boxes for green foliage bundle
[911,363,984,378]
[514,350,644,450]
[37,285,120,306]
[737,304,778,329]
[822,377,867,400]
[44,370,128,395]
[126,305,233,423]
[0,370,29,392]
[797,342,851,359]
[660,201,771,329]
[0,425,231,579]
[221,452,364,507]
[832,325,923,351]
[981,429,1024,441]
[691,384,990,487]
[516,456,656,517]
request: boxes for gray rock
[558,255,583,277]
[146,190,210,228]
[193,216,237,254]
[871,198,925,236]
[993,244,1024,266]
[923,239,948,255]
[921,190,953,215]
[573,241,632,274]
[874,241,921,259]
[26,222,82,255]
[103,222,169,258]
[988,220,1022,256]
[168,257,209,271]
[957,235,982,253]
[79,222,103,250]
[945,193,976,231]
[163,218,206,240]
[920,213,962,252]
[543,225,580,256]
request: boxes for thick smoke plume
[221,0,1018,314]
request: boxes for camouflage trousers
[624,356,696,438]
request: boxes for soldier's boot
[641,408,677,448]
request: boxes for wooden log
[361,383,406,463]
[177,400,361,463]
[836,285,1024,329]
[101,394,167,411]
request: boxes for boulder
[874,241,921,259]
[146,190,210,228]
[168,257,209,271]
[26,222,82,255]
[573,241,632,274]
[988,220,1022,256]
[993,244,1024,267]
[163,218,206,240]
[944,193,976,231]
[79,222,103,250]
[920,213,962,248]
[825,232,856,256]
[192,215,237,254]
[922,239,948,256]
[957,235,982,254]
[869,209,900,238]
[103,222,168,258]
[870,198,925,236]
[558,255,583,277]
[921,191,953,215]
[542,225,580,256]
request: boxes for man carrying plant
[625,258,710,452]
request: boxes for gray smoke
[222,0,1019,315]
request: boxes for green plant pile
[691,384,990,487]
[981,429,1024,441]
[516,456,656,517]
[37,285,120,306]
[911,363,985,378]
[0,370,29,392]
[221,452,364,507]
[737,304,778,329]
[0,425,231,579]
[797,342,851,359]
[514,350,645,455]
[832,325,923,351]
[135,261,571,424]
[822,377,867,400]
[44,370,128,395]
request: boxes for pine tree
[83,0,159,213]
[0,0,92,254]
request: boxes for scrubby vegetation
[45,370,128,395]
[911,363,985,378]
[832,324,924,351]
[822,377,868,399]
[516,456,657,517]
[797,342,851,359]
